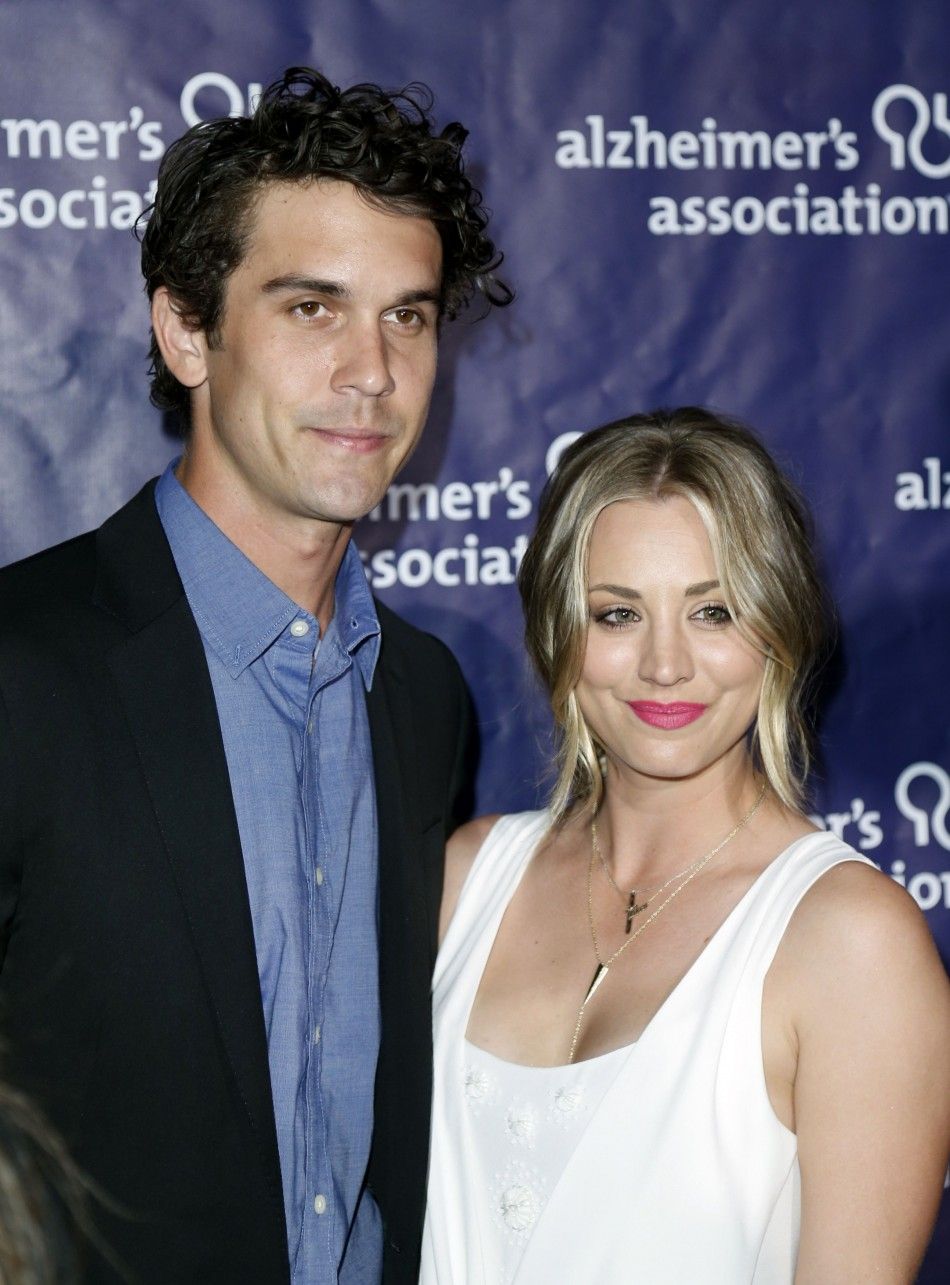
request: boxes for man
[0,67,509,1284]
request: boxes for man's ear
[151,287,209,390]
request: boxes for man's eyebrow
[391,288,443,309]
[261,275,348,298]
[587,578,721,598]
[259,276,442,309]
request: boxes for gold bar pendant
[585,963,609,1004]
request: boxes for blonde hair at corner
[518,408,829,823]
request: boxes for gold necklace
[592,821,720,934]
[567,782,767,1065]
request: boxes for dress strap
[433,811,551,1038]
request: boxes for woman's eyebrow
[588,582,641,598]
[685,579,721,597]
[588,578,721,598]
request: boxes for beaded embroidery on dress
[463,1040,628,1282]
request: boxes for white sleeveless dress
[421,811,871,1284]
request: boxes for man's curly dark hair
[138,66,511,424]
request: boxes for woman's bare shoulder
[448,814,504,865]
[774,854,947,1023]
[788,855,925,945]
[772,854,950,1278]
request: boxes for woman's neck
[591,753,768,887]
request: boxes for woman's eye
[594,606,639,628]
[694,603,732,625]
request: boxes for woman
[0,1076,88,1282]
[421,408,950,1284]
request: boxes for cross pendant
[625,892,645,934]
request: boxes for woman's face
[576,494,764,789]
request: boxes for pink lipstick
[628,701,707,730]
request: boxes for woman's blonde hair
[518,408,829,820]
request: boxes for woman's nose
[637,620,694,686]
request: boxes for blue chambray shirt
[155,463,383,1283]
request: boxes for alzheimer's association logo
[872,85,950,180]
[895,762,950,851]
[894,458,950,510]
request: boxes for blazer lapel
[94,485,285,1221]
[367,645,434,989]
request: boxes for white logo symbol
[180,73,263,127]
[894,762,950,850]
[545,431,582,477]
[872,85,950,178]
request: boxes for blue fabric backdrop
[1,0,948,1272]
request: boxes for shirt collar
[154,460,380,687]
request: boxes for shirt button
[315,866,324,886]
[290,619,310,637]
[314,1193,327,1215]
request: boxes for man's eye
[292,301,326,319]
[388,307,423,328]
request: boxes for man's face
[182,178,442,530]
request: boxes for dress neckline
[460,819,817,1070]
[463,1034,634,1075]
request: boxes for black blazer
[0,482,474,1284]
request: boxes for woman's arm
[781,862,950,1283]
[438,814,501,947]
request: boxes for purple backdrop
[1,0,948,1271]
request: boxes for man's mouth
[306,427,391,453]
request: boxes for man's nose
[330,322,396,397]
